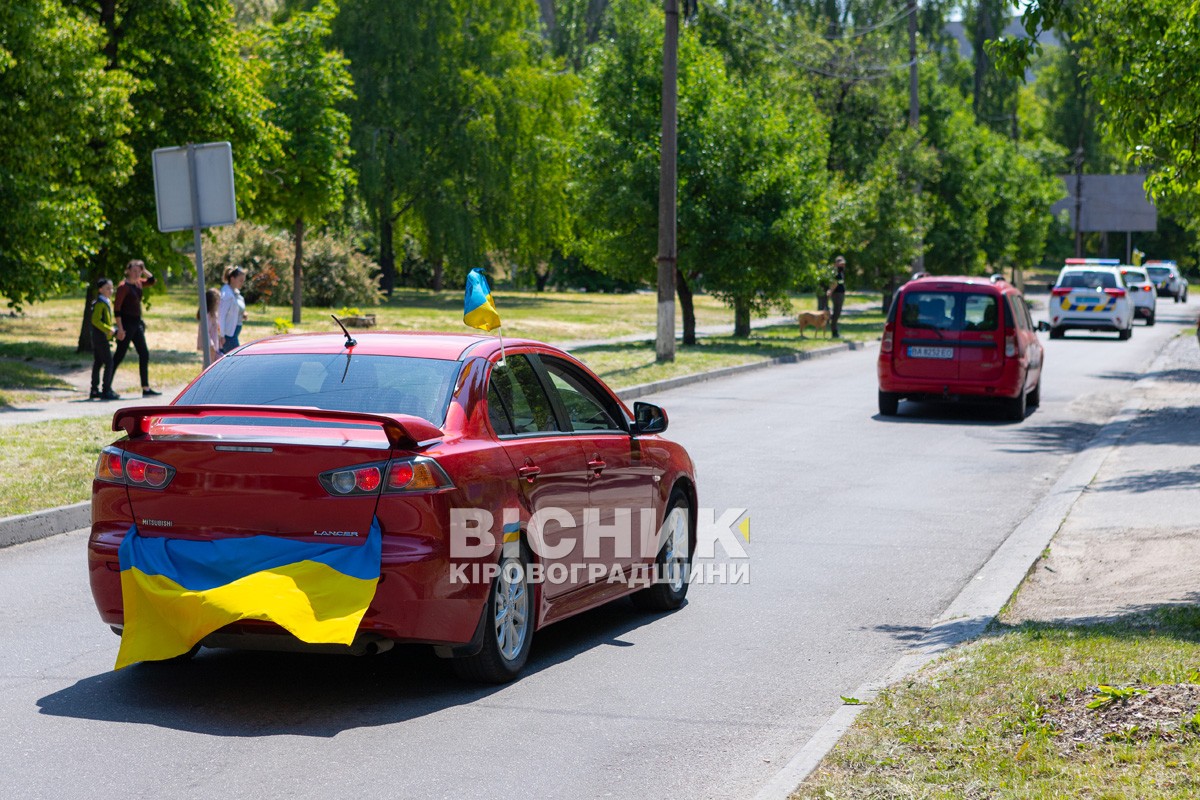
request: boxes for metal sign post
[152,142,237,368]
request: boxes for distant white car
[1048,259,1134,340]
[1144,261,1189,303]
[1119,266,1157,325]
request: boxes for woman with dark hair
[218,265,247,353]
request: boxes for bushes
[202,221,381,308]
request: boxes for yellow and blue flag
[464,268,501,332]
[115,520,382,669]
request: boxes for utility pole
[656,0,678,363]
[908,0,923,274]
[1073,146,1085,258]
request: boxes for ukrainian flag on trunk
[464,268,501,332]
[114,520,382,669]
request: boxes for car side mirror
[634,401,668,435]
[1036,320,1051,332]
[1046,283,1055,293]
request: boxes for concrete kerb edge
[0,501,90,549]
[751,345,1170,800]
[616,340,871,402]
[0,339,876,550]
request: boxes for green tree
[258,1,355,323]
[334,0,578,293]
[0,0,134,308]
[575,0,830,338]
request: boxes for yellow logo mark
[738,515,750,543]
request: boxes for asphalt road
[2,302,1193,800]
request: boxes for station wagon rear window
[900,292,999,332]
[177,353,460,424]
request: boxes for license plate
[908,346,954,359]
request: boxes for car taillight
[1104,288,1126,297]
[1051,287,1072,296]
[1004,334,1017,358]
[881,326,894,354]
[384,456,454,494]
[319,457,454,497]
[95,446,176,490]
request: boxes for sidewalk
[1003,331,1200,621]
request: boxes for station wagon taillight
[95,446,176,490]
[1050,287,1072,296]
[1004,334,1017,358]
[881,326,894,354]
[1104,288,1127,298]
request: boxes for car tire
[452,544,534,684]
[1119,327,1132,340]
[1049,326,1064,340]
[1147,311,1156,326]
[878,390,900,416]
[1006,383,1027,422]
[1027,378,1041,408]
[631,490,692,613]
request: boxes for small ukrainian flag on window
[464,268,501,332]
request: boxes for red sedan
[89,331,697,682]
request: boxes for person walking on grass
[89,278,120,401]
[826,255,847,338]
[112,259,161,397]
[219,266,247,353]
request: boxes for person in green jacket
[90,278,120,400]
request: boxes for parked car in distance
[1144,260,1189,303]
[1119,266,1157,325]
[89,331,698,683]
[878,273,1045,421]
[1047,259,1134,341]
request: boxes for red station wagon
[877,274,1045,421]
[89,332,698,682]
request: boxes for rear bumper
[1049,315,1125,332]
[878,361,1025,400]
[88,522,492,649]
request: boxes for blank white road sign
[152,142,238,232]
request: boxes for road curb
[615,340,871,401]
[751,341,1173,800]
[0,339,876,551]
[0,502,90,550]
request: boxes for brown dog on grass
[797,309,831,338]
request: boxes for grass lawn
[0,287,882,516]
[795,607,1200,799]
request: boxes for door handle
[587,458,606,476]
[517,465,541,483]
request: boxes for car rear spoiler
[112,405,444,449]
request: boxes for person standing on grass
[219,266,247,353]
[198,287,222,364]
[89,278,120,400]
[826,255,847,338]
[112,259,161,397]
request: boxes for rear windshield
[1146,266,1171,277]
[177,353,460,425]
[1121,270,1148,282]
[1059,270,1118,289]
[900,291,1000,332]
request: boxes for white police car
[1048,258,1134,340]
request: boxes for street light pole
[656,0,678,363]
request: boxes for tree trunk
[733,298,751,338]
[431,255,444,292]
[292,218,304,325]
[535,264,550,292]
[378,209,395,297]
[676,267,696,345]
